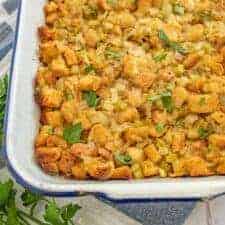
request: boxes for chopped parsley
[148,91,174,113]
[161,91,174,113]
[198,127,210,139]
[115,152,133,165]
[105,48,121,60]
[153,52,167,62]
[83,5,98,19]
[107,0,117,5]
[173,4,185,15]
[63,123,83,144]
[0,179,81,225]
[83,90,100,107]
[84,64,96,74]
[148,94,161,103]
[155,123,164,133]
[199,97,206,106]
[158,29,187,55]
[0,75,8,146]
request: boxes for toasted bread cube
[44,1,58,14]
[60,100,76,123]
[209,134,225,148]
[89,124,111,146]
[58,151,74,176]
[38,26,55,41]
[144,144,161,163]
[185,24,204,42]
[123,126,149,144]
[63,48,78,66]
[117,107,139,123]
[44,111,63,127]
[79,75,101,91]
[51,56,69,76]
[41,162,58,174]
[46,13,58,25]
[173,87,188,107]
[141,160,159,177]
[216,158,225,174]
[111,166,132,179]
[46,135,67,148]
[184,53,201,69]
[35,147,61,164]
[35,133,49,147]
[40,42,59,64]
[211,111,225,125]
[84,29,99,48]
[172,132,185,152]
[39,87,62,108]
[127,147,144,163]
[185,157,212,176]
[131,163,144,179]
[188,94,219,113]
[86,160,113,180]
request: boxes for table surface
[1,1,225,225]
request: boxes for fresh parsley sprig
[0,75,8,146]
[0,180,81,225]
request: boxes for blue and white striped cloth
[1,1,225,225]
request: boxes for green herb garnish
[63,123,83,144]
[158,29,186,54]
[83,90,100,107]
[115,152,132,165]
[0,75,8,146]
[173,4,185,15]
[148,94,161,103]
[84,64,96,74]
[107,0,117,5]
[155,123,164,133]
[198,11,212,21]
[198,127,210,139]
[153,52,167,62]
[148,91,174,113]
[0,180,81,225]
[105,48,121,60]
[83,5,98,19]
[199,97,206,106]
[161,91,174,113]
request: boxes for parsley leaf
[199,97,206,106]
[63,123,83,144]
[153,52,167,62]
[158,30,186,54]
[161,91,174,113]
[115,152,132,165]
[0,180,13,207]
[148,94,161,103]
[84,64,96,74]
[83,90,100,107]
[83,5,98,19]
[107,0,117,5]
[7,205,20,225]
[155,123,164,133]
[173,4,185,15]
[198,127,211,139]
[0,75,8,146]
[44,202,64,225]
[105,48,121,60]
[21,190,42,207]
[61,203,81,222]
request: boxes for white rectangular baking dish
[4,0,225,200]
